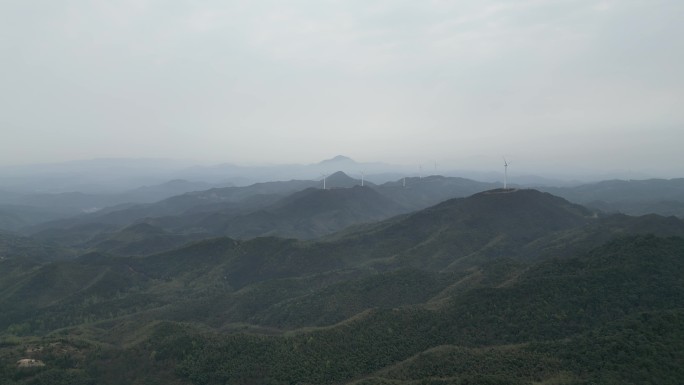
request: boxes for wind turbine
[503,157,509,190]
[360,171,365,187]
[419,164,423,179]
[321,174,328,190]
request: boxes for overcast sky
[1,0,682,176]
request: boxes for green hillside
[1,190,683,384]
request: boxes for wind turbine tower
[321,174,328,190]
[503,158,509,190]
[361,171,365,187]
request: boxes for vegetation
[1,189,683,384]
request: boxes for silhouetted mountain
[542,178,684,217]
[0,190,122,217]
[119,179,228,202]
[0,179,234,231]
[318,155,356,165]
[195,185,406,239]
[546,178,684,202]
[324,170,368,188]
[375,175,498,210]
[28,173,394,246]
[27,179,320,245]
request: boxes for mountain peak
[328,170,352,178]
[319,155,355,164]
[325,171,361,188]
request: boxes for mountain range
[1,186,683,384]
[2,156,684,234]
[2,158,684,385]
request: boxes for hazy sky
[2,0,683,176]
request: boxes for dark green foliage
[2,189,684,384]
[162,235,684,385]
[377,345,563,383]
[531,310,684,384]
[252,269,458,328]
[0,231,74,261]
[22,369,94,385]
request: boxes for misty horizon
[0,154,679,196]
[2,1,682,178]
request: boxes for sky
[1,0,683,177]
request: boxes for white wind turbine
[321,174,328,190]
[360,171,365,187]
[503,157,509,190]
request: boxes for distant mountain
[375,175,498,210]
[323,170,369,188]
[119,179,230,202]
[0,179,235,231]
[0,190,124,216]
[176,155,408,185]
[318,155,356,165]
[541,178,684,217]
[26,179,320,244]
[0,158,195,193]
[588,199,684,217]
[16,158,684,237]
[28,173,395,246]
[195,185,407,239]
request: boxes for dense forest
[1,187,683,384]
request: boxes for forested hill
[1,189,683,384]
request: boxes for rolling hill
[2,189,684,384]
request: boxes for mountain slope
[27,179,319,246]
[126,189,684,290]
[2,189,684,384]
[197,185,406,239]
[542,178,684,217]
[155,235,684,385]
[375,175,498,210]
[316,189,597,270]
